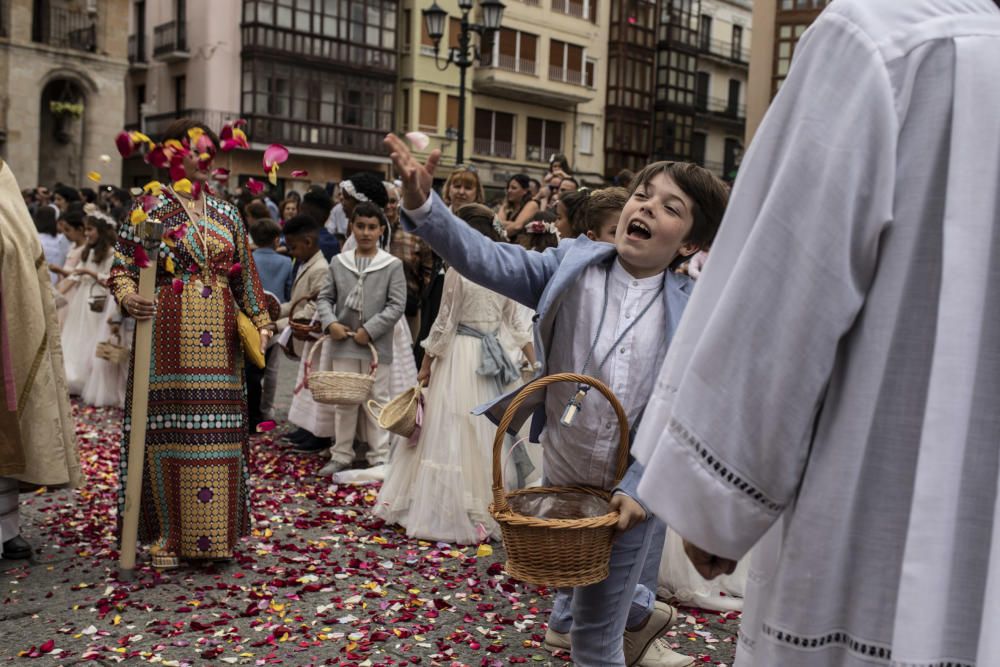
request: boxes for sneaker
[293,436,331,453]
[638,637,695,667]
[623,601,679,667]
[318,460,350,476]
[543,627,571,652]
[2,535,31,560]
[284,428,313,444]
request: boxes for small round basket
[368,385,422,438]
[289,295,321,342]
[88,282,108,313]
[306,334,378,406]
[490,373,630,588]
[95,335,129,364]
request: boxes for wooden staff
[119,219,163,573]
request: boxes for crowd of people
[5,2,1000,665]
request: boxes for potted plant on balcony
[49,100,85,144]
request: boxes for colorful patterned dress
[110,189,270,560]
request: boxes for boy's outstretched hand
[384,134,442,210]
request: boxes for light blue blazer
[402,192,693,502]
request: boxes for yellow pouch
[237,310,266,369]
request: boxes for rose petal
[212,167,230,182]
[100,154,112,164]
[256,420,276,433]
[145,145,168,168]
[115,131,136,157]
[227,262,242,279]
[173,178,192,195]
[246,178,264,196]
[405,131,431,151]
[263,144,289,170]
[39,640,55,654]
[290,169,308,178]
[134,245,150,269]
[172,278,184,295]
[169,163,188,184]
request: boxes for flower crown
[492,216,509,241]
[524,220,559,237]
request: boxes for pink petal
[405,131,431,151]
[134,245,150,269]
[39,640,55,654]
[246,178,264,196]
[195,134,215,154]
[290,169,309,178]
[234,118,248,128]
[212,167,230,182]
[227,262,242,278]
[140,194,159,213]
[146,146,168,168]
[169,163,187,183]
[220,123,233,141]
[256,420,276,433]
[115,131,136,158]
[262,144,289,169]
[172,278,184,295]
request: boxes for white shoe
[638,637,695,667]
[623,601,680,667]
[318,460,350,476]
[543,627,571,652]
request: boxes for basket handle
[295,334,329,394]
[490,373,630,515]
[366,341,379,375]
[366,399,384,421]
[289,293,318,317]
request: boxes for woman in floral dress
[110,119,271,568]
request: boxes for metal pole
[457,11,470,165]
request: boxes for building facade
[0,0,129,188]
[124,0,397,191]
[604,0,750,183]
[746,0,831,142]
[398,0,608,197]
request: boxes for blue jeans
[548,517,668,665]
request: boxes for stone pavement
[0,362,740,665]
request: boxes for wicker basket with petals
[490,373,630,588]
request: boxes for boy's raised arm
[385,134,561,310]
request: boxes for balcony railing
[128,34,146,64]
[548,66,584,85]
[34,4,97,52]
[699,36,750,64]
[241,23,396,75]
[495,53,536,75]
[247,115,388,154]
[140,109,242,138]
[153,20,187,58]
[473,138,515,159]
[526,145,562,163]
[694,95,746,119]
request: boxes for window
[585,58,597,88]
[724,137,742,180]
[418,91,439,132]
[402,9,411,50]
[695,72,710,109]
[728,78,741,114]
[553,0,596,20]
[473,108,515,158]
[446,95,460,135]
[526,117,563,162]
[244,0,397,51]
[494,28,537,74]
[448,17,461,49]
[549,39,584,85]
[579,122,594,155]
[731,24,743,60]
[134,84,146,123]
[698,14,712,50]
[173,75,186,111]
[421,10,434,46]
[691,132,706,164]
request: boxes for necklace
[561,262,666,427]
[170,186,212,293]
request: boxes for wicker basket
[305,335,378,405]
[367,385,422,437]
[490,373,630,588]
[96,336,129,364]
[88,282,108,313]
[289,295,322,342]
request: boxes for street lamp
[422,0,505,165]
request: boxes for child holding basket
[385,134,727,667]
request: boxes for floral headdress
[492,215,509,241]
[524,220,560,238]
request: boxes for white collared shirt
[541,259,667,489]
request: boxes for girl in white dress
[81,301,129,408]
[52,206,87,325]
[61,215,116,396]
[375,204,534,544]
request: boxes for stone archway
[38,77,87,187]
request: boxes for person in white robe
[633,1,1000,666]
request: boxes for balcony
[128,34,147,67]
[698,37,750,65]
[247,115,388,155]
[153,20,188,61]
[33,3,96,52]
[694,96,746,123]
[473,138,515,160]
[139,109,242,138]
[474,60,592,106]
[241,22,396,77]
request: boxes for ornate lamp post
[423,0,505,164]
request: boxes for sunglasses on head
[454,164,478,174]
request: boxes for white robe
[633,1,1000,665]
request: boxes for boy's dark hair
[250,218,281,248]
[628,161,729,251]
[33,206,58,236]
[300,185,333,227]
[585,187,629,235]
[559,189,590,237]
[54,185,81,203]
[245,200,270,222]
[282,214,321,240]
[80,187,97,204]
[351,201,387,227]
[162,118,221,150]
[62,202,86,229]
[614,168,635,187]
[456,203,503,243]
[344,172,389,209]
